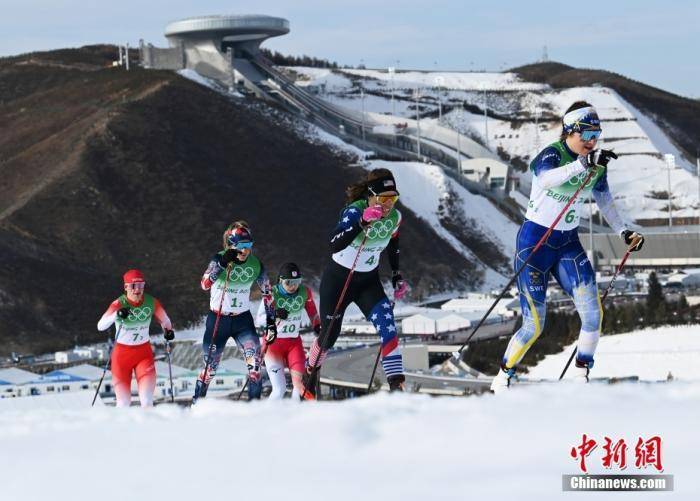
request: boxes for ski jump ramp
[162,15,289,85]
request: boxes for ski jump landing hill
[141,15,520,221]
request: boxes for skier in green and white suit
[195,221,276,401]
[491,101,645,393]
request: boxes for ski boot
[490,365,515,394]
[192,379,209,405]
[300,368,318,400]
[387,374,405,392]
[571,359,592,383]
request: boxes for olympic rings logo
[230,266,255,282]
[276,296,304,310]
[127,306,152,322]
[569,170,596,188]
[365,219,394,240]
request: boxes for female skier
[97,269,174,407]
[193,221,277,402]
[303,168,409,398]
[490,101,645,392]
[256,262,321,399]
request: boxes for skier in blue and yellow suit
[491,101,645,392]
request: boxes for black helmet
[278,262,302,281]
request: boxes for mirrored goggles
[229,241,254,250]
[125,282,145,290]
[580,129,602,142]
[281,278,302,287]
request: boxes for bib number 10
[281,324,296,334]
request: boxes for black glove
[586,149,618,168]
[164,329,175,341]
[621,230,645,252]
[265,318,277,344]
[275,308,289,320]
[313,324,321,336]
[117,307,130,319]
[219,249,238,267]
[391,272,403,289]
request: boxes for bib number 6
[564,209,576,224]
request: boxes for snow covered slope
[1,385,697,500]
[528,325,700,381]
[286,67,700,224]
[366,160,517,287]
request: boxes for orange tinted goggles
[376,194,399,204]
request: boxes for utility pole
[434,76,445,122]
[360,88,366,141]
[414,89,422,158]
[388,66,395,115]
[482,85,489,148]
[125,43,130,71]
[456,124,462,174]
[664,154,675,228]
[534,105,540,152]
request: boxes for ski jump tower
[163,14,289,89]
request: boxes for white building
[666,269,700,288]
[435,313,472,333]
[402,310,473,335]
[441,294,512,317]
[0,368,40,398]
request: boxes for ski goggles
[368,187,400,204]
[281,278,302,287]
[580,129,602,142]
[376,193,399,204]
[125,282,145,290]
[229,240,254,250]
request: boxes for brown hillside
[512,62,700,161]
[0,46,481,357]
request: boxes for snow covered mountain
[284,66,700,225]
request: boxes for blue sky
[1,0,698,98]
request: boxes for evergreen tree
[647,272,663,314]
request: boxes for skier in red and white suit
[97,269,174,407]
[256,263,320,399]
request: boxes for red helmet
[123,269,145,285]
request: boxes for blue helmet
[223,222,254,250]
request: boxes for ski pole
[301,232,370,401]
[192,265,233,405]
[451,167,598,362]
[366,344,382,393]
[165,338,175,403]
[92,323,122,407]
[235,332,273,402]
[558,246,634,380]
